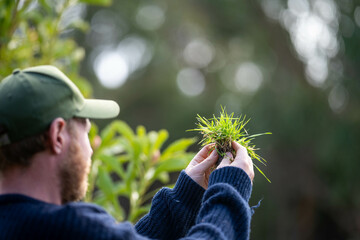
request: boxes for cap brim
[75,99,120,119]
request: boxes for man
[0,66,255,239]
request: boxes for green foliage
[79,0,112,5]
[189,107,271,182]
[86,120,196,222]
[0,0,111,97]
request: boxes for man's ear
[48,118,68,154]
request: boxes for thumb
[195,150,218,172]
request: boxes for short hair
[0,130,49,172]
[0,118,81,172]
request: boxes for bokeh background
[1,0,360,239]
[80,1,360,239]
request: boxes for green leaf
[136,125,146,137]
[66,19,89,32]
[161,138,196,160]
[110,196,125,220]
[101,121,135,147]
[129,205,151,222]
[97,166,115,199]
[100,123,118,146]
[124,161,135,191]
[93,191,106,205]
[254,164,271,183]
[114,182,127,195]
[98,154,125,179]
[137,126,150,156]
[131,138,142,161]
[89,122,99,140]
[144,167,155,182]
[114,121,135,142]
[148,131,158,145]
[154,157,191,177]
[157,172,169,183]
[153,129,169,151]
[99,138,126,156]
[79,0,112,6]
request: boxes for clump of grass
[188,107,271,182]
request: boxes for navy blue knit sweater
[0,167,253,239]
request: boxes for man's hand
[217,141,255,183]
[185,145,218,189]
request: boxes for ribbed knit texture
[187,167,253,240]
[0,167,253,240]
[208,166,252,202]
[135,171,205,239]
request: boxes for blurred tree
[0,0,97,96]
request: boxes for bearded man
[0,66,255,240]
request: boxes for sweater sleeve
[136,167,253,240]
[183,166,253,240]
[135,170,205,239]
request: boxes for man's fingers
[192,144,215,163]
[196,149,218,172]
[185,145,218,189]
[232,141,248,160]
[217,152,233,169]
[231,141,254,182]
[232,141,241,151]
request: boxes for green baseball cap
[0,65,120,146]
